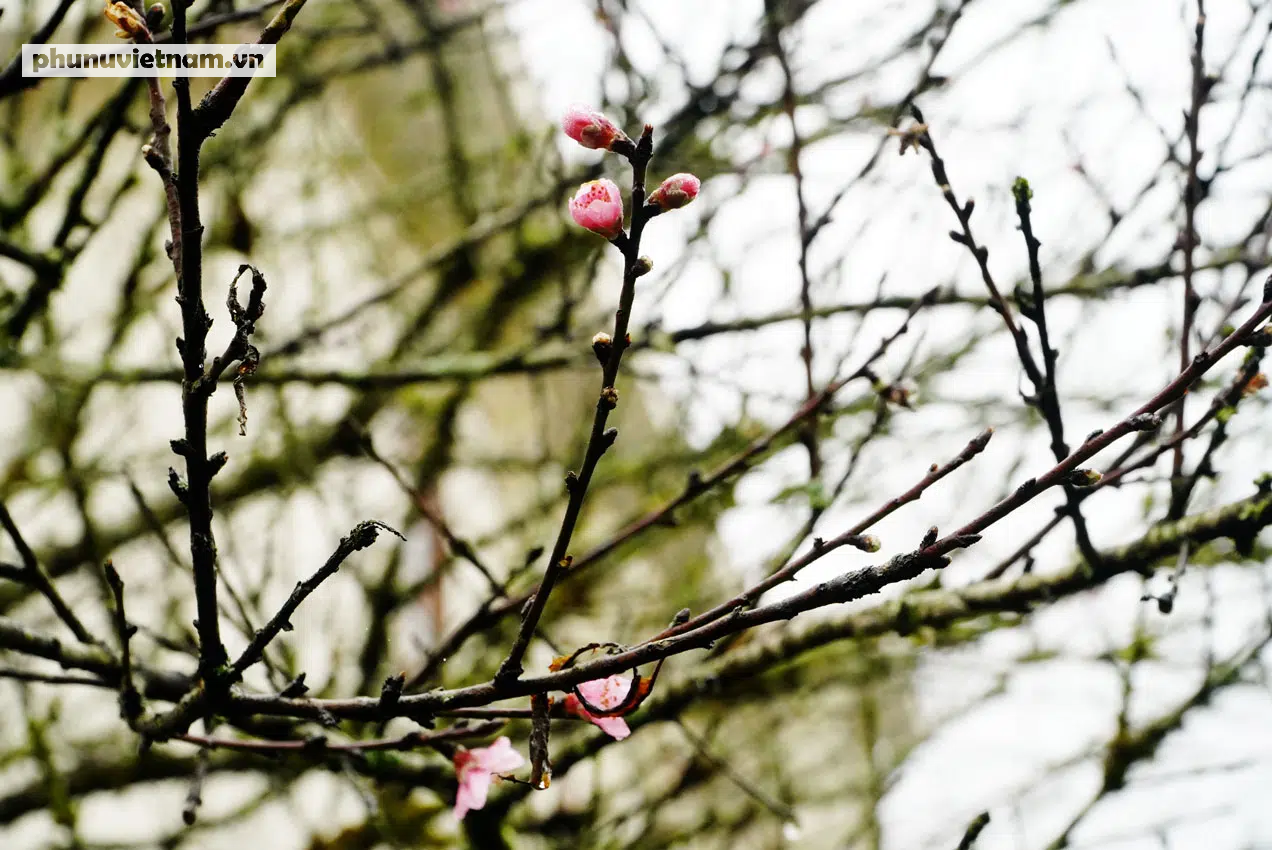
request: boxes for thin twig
[955,812,991,850]
[650,427,993,643]
[176,720,505,754]
[103,560,143,725]
[231,521,402,681]
[1170,0,1211,521]
[1012,178,1103,569]
[496,125,658,682]
[0,501,98,645]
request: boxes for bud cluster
[561,104,701,240]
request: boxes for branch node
[279,673,309,698]
[920,526,938,548]
[208,451,228,477]
[1128,413,1163,432]
[592,332,613,364]
[379,673,405,716]
[167,467,188,502]
[1067,469,1103,488]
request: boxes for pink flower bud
[561,104,626,151]
[569,179,625,239]
[648,173,700,211]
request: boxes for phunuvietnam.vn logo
[22,44,276,78]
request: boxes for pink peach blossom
[563,675,634,740]
[561,104,626,150]
[569,179,625,239]
[648,173,701,211]
[453,736,524,820]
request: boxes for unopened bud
[648,173,701,211]
[592,331,613,364]
[1068,469,1103,488]
[1128,413,1162,432]
[1242,372,1268,397]
[104,1,148,38]
[561,104,629,151]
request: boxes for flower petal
[474,736,526,773]
[564,683,635,740]
[569,179,625,239]
[590,714,631,740]
[577,675,632,710]
[454,767,492,820]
